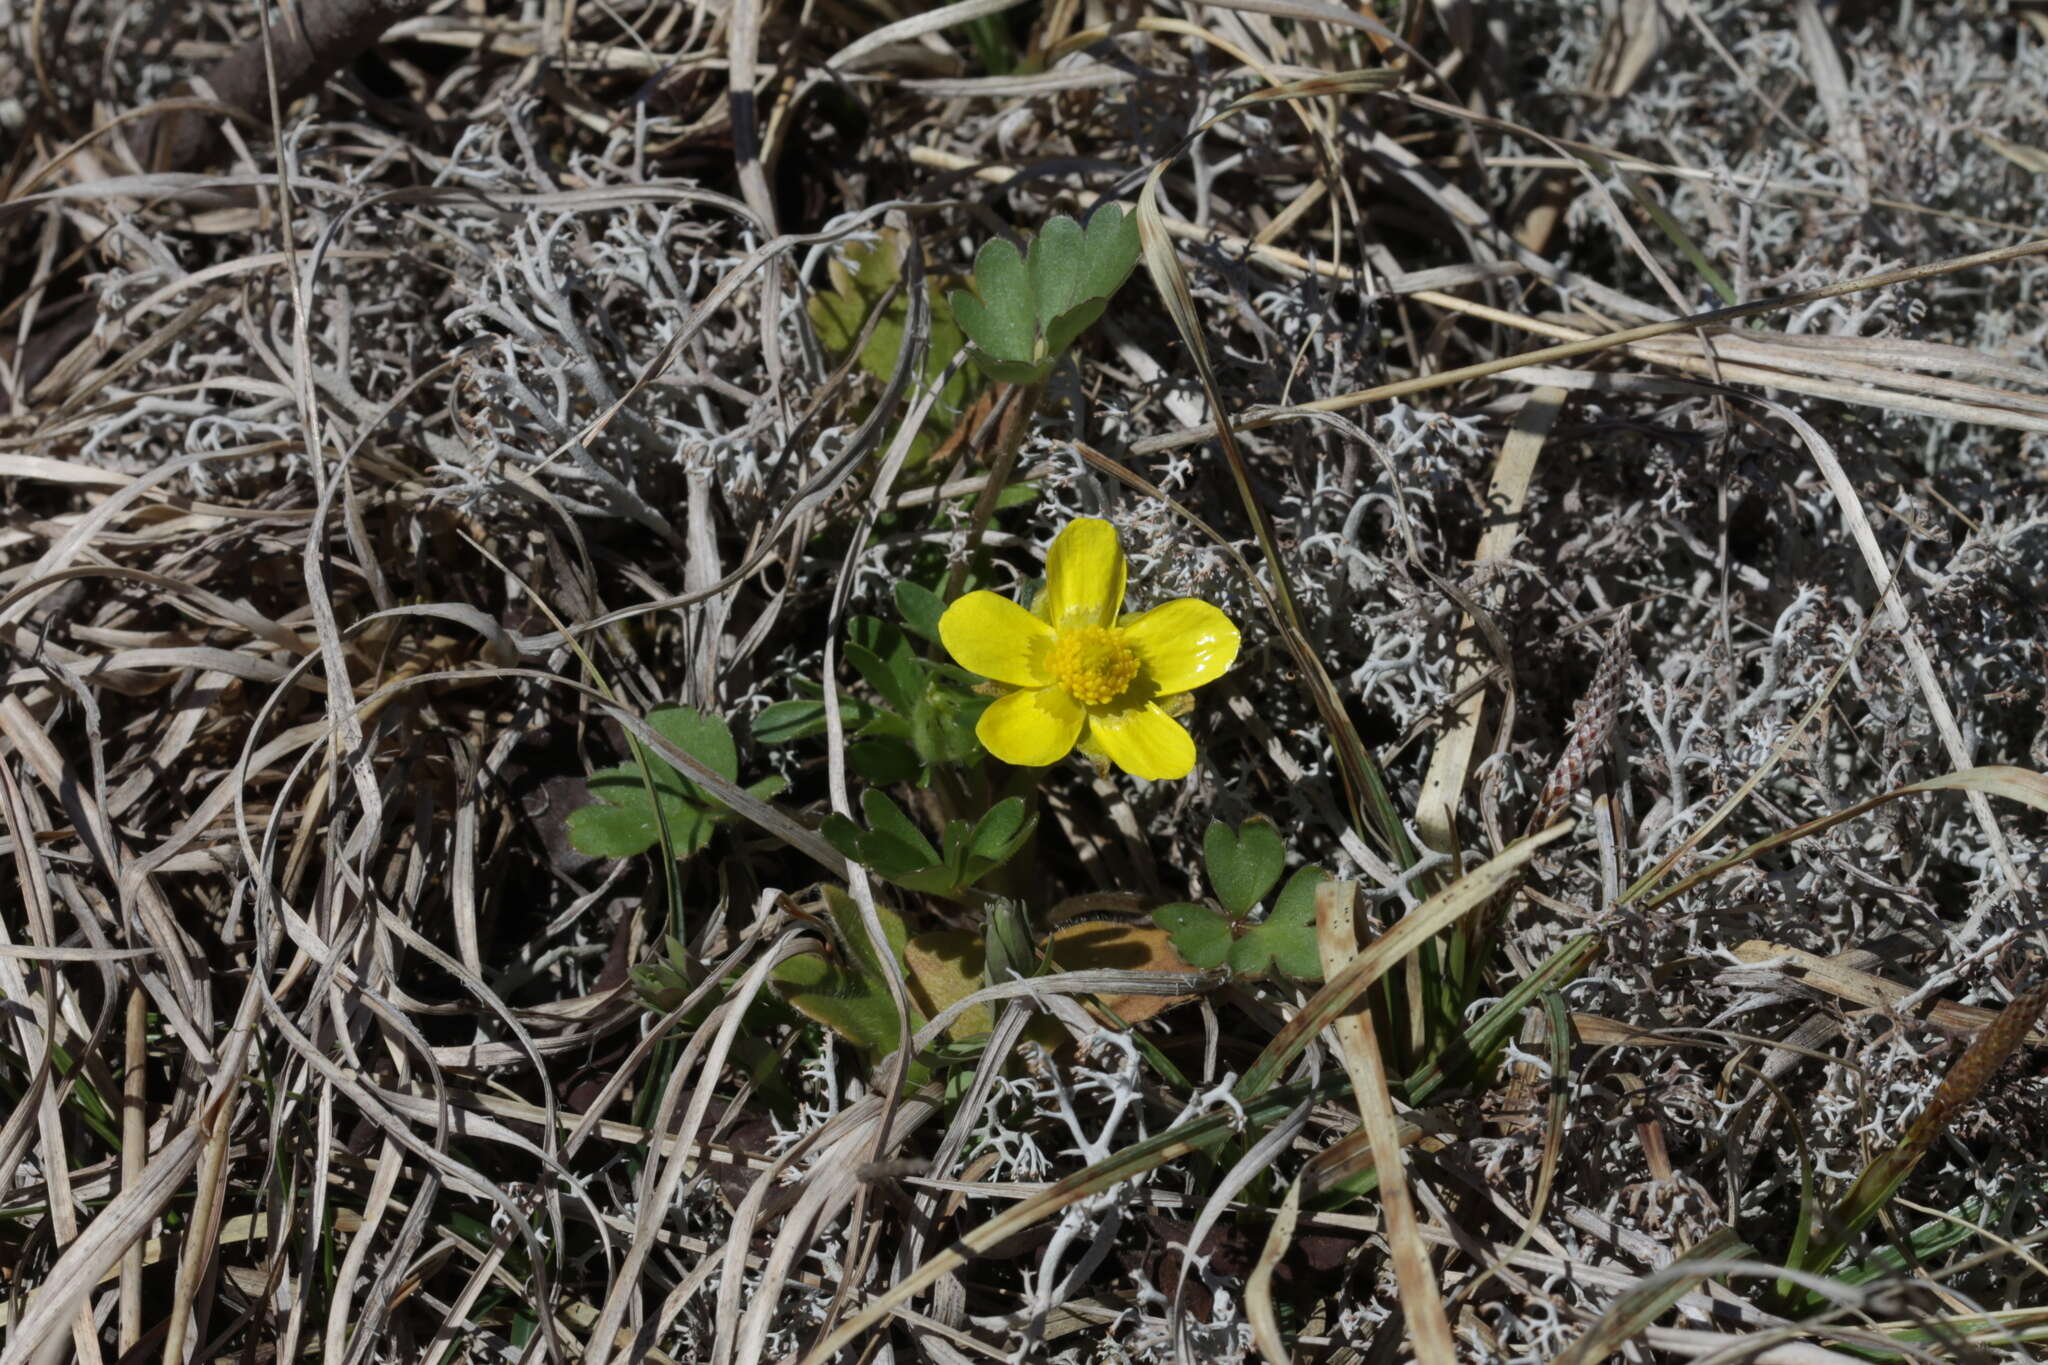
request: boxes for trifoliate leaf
[825,792,1034,898]
[951,208,1139,384]
[1153,865,1329,981]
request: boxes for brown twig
[131,0,434,170]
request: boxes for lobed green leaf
[1204,817,1286,916]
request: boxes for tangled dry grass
[3,0,2047,1361]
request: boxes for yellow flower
[939,518,1240,780]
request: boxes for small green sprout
[1153,816,1329,979]
[949,208,1141,384]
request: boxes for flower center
[1047,625,1139,706]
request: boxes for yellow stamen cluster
[1047,625,1139,705]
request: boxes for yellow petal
[1036,518,1126,630]
[1121,598,1240,695]
[977,686,1084,766]
[1087,703,1197,781]
[940,591,1054,686]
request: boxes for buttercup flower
[939,518,1240,780]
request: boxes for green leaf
[820,812,866,862]
[1028,214,1089,332]
[1204,817,1286,916]
[753,696,882,745]
[983,896,1040,984]
[646,704,739,786]
[963,349,1052,386]
[938,818,975,887]
[823,788,1031,898]
[772,889,909,1055]
[1152,902,1233,970]
[1043,297,1109,361]
[948,291,1000,360]
[744,775,788,803]
[1227,865,1328,980]
[954,210,1136,382]
[567,705,744,860]
[1077,204,1142,301]
[753,698,831,744]
[967,237,1034,359]
[861,789,942,865]
[850,738,922,786]
[993,480,1039,510]
[823,818,929,880]
[568,774,715,859]
[892,857,973,896]
[969,796,1030,861]
[894,581,946,643]
[847,617,922,715]
[771,888,920,1062]
[826,883,908,984]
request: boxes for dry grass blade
[1641,767,2048,911]
[1315,879,1455,1365]
[1134,93,1414,867]
[1124,234,2048,454]
[1730,940,2048,1046]
[1415,386,1559,856]
[795,1082,1329,1365]
[1244,1174,1305,1365]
